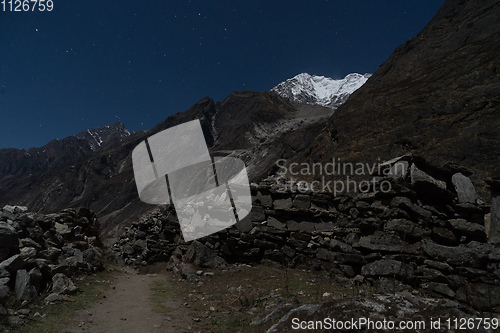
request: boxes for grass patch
[150,280,174,314]
[149,263,371,333]
[3,263,120,333]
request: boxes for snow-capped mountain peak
[271,72,371,109]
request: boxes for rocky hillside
[0,91,332,237]
[292,0,500,193]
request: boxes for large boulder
[14,269,36,302]
[267,292,483,333]
[451,173,477,204]
[51,273,77,295]
[410,164,449,199]
[361,259,413,279]
[420,239,492,268]
[183,240,226,268]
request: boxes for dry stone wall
[114,157,500,312]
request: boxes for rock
[20,238,42,250]
[281,245,296,258]
[292,195,311,210]
[456,283,500,311]
[361,259,413,279]
[353,275,364,284]
[247,206,266,222]
[179,262,198,282]
[448,219,486,238]
[15,269,37,301]
[255,192,273,208]
[40,247,62,261]
[373,277,411,293]
[19,247,37,260]
[314,223,335,232]
[135,231,147,240]
[2,205,27,214]
[254,239,279,249]
[54,222,72,238]
[0,255,24,274]
[44,293,63,303]
[410,164,448,198]
[64,248,85,268]
[316,248,339,262]
[83,247,104,271]
[431,227,457,245]
[52,273,77,295]
[354,231,416,254]
[267,292,480,333]
[7,315,26,326]
[385,219,431,239]
[287,221,315,234]
[390,197,432,219]
[28,267,43,291]
[0,227,19,248]
[452,173,477,204]
[183,240,226,268]
[370,200,388,213]
[422,282,456,298]
[274,198,292,210]
[235,217,253,233]
[420,239,487,268]
[414,266,447,283]
[355,200,371,210]
[0,285,10,304]
[423,259,453,273]
[250,304,295,327]
[267,217,286,230]
[0,268,9,278]
[329,239,354,253]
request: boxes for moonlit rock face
[271,72,371,110]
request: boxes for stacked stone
[114,157,500,311]
[0,206,103,323]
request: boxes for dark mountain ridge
[0,91,330,237]
[0,121,131,179]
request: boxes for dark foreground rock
[266,291,494,333]
[0,206,103,326]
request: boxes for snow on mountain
[75,121,132,151]
[271,73,371,109]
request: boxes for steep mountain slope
[293,0,500,190]
[272,73,371,109]
[0,91,331,237]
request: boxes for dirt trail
[62,267,191,333]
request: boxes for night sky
[0,0,444,149]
